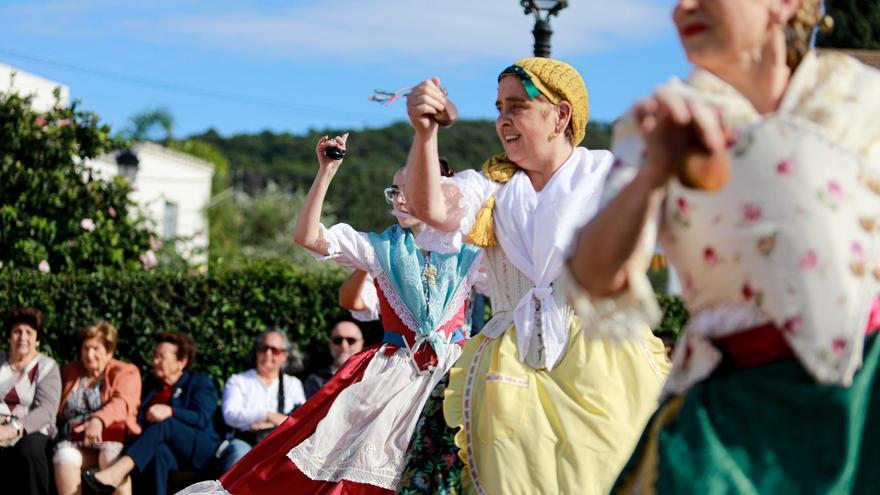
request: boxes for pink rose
[107,207,117,218]
[799,249,818,271]
[35,116,46,126]
[80,218,96,232]
[741,203,762,222]
[140,250,158,270]
[38,260,51,273]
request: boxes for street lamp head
[521,0,568,19]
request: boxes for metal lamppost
[520,0,568,58]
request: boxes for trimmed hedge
[0,261,689,387]
[0,260,356,387]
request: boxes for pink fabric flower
[776,159,795,175]
[741,203,762,222]
[80,218,96,232]
[799,249,818,271]
[742,283,754,301]
[38,260,51,273]
[703,246,719,266]
[826,180,844,202]
[851,241,865,262]
[783,316,802,335]
[140,250,158,270]
[676,197,690,215]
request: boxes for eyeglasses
[384,186,404,205]
[331,336,361,346]
[257,344,286,356]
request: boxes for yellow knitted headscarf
[466,57,590,247]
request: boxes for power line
[0,48,390,121]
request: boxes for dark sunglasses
[257,344,286,356]
[331,336,360,346]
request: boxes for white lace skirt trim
[174,480,230,495]
[287,344,460,489]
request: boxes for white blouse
[569,51,880,391]
[444,147,614,369]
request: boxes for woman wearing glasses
[179,133,483,495]
[217,330,306,473]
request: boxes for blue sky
[0,0,691,138]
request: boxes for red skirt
[219,345,392,495]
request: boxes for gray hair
[254,328,304,375]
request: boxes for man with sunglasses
[218,330,306,472]
[303,321,363,399]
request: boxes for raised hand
[635,89,730,191]
[315,133,350,172]
[407,77,449,135]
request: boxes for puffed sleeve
[307,223,377,273]
[414,169,497,253]
[563,115,664,339]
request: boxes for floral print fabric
[573,51,880,390]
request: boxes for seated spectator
[302,321,363,398]
[218,329,306,472]
[83,331,220,495]
[0,306,61,495]
[54,321,141,495]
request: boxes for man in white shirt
[218,329,306,472]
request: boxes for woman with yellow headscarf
[403,58,669,494]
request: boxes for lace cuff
[307,223,342,261]
[561,262,662,340]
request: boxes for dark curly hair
[4,306,45,341]
[156,331,196,367]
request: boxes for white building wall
[0,63,69,111]
[89,143,214,265]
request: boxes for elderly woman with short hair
[0,306,61,495]
[84,331,220,495]
[54,321,141,495]
[218,329,305,472]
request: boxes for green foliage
[816,0,880,49]
[0,87,152,273]
[655,292,689,341]
[121,107,175,143]
[0,260,350,387]
[206,183,336,269]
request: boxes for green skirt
[396,375,463,495]
[614,334,880,494]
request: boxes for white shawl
[493,147,613,369]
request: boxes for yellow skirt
[444,321,669,495]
